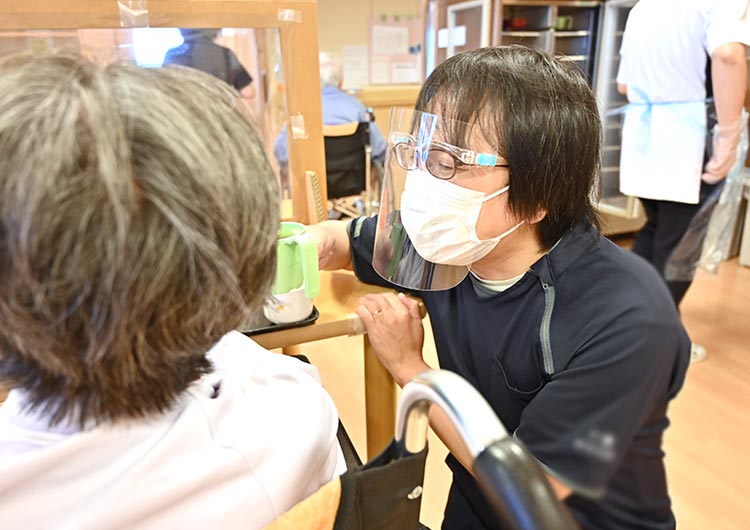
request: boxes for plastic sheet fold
[664,111,749,281]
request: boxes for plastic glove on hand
[702,117,745,184]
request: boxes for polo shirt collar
[530,222,599,285]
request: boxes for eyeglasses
[390,132,509,180]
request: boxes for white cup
[263,286,314,325]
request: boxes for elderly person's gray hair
[319,51,343,88]
[0,52,279,427]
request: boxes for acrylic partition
[0,0,327,224]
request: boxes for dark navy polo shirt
[349,216,690,530]
[163,37,252,91]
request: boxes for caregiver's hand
[305,220,352,270]
[306,223,335,269]
[357,292,428,388]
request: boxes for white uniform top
[617,0,750,204]
[0,331,346,530]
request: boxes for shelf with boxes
[498,1,601,82]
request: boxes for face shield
[372,107,509,291]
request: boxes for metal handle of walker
[396,370,580,530]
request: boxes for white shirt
[0,331,346,529]
[616,0,750,203]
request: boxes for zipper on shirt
[539,280,556,377]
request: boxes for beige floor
[302,254,750,530]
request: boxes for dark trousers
[442,481,492,530]
[632,181,717,307]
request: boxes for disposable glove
[702,117,745,184]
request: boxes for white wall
[317,0,422,56]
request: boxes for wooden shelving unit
[495,0,602,83]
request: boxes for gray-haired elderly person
[0,52,345,528]
[273,52,387,168]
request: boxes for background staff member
[164,28,256,99]
[617,0,749,320]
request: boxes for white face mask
[399,169,524,266]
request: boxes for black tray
[241,306,320,336]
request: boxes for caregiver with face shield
[308,46,690,530]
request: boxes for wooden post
[363,334,397,459]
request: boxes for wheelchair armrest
[396,370,579,530]
[474,439,579,530]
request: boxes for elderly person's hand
[357,292,428,387]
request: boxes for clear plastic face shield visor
[373,107,508,291]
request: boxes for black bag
[334,440,429,530]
